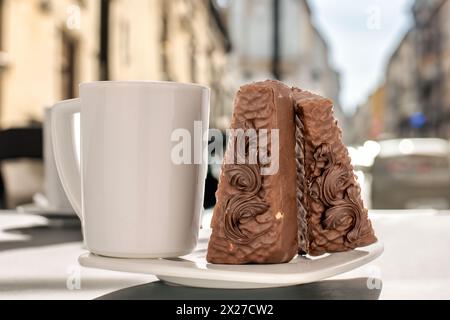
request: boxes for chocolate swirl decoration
[322,200,362,243]
[223,164,261,196]
[222,163,270,244]
[311,144,333,177]
[322,163,354,206]
[310,144,366,245]
[223,194,270,244]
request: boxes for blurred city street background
[0,0,449,210]
[0,0,450,300]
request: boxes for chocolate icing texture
[207,80,298,264]
[293,89,377,256]
[233,85,274,129]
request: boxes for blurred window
[61,32,78,100]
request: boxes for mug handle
[51,99,82,220]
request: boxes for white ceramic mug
[52,81,210,258]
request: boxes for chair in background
[0,128,43,209]
[203,168,218,209]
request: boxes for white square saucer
[79,230,383,289]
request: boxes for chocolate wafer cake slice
[207,80,377,264]
[207,80,298,264]
[293,88,377,256]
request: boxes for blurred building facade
[227,0,345,133]
[0,0,233,130]
[413,0,450,139]
[350,98,372,145]
[109,0,233,130]
[385,29,420,138]
[360,0,450,143]
[351,85,387,145]
[0,0,100,128]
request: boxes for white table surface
[1,210,450,300]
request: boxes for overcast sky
[308,0,415,114]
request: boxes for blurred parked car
[371,139,450,210]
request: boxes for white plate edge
[78,241,384,285]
